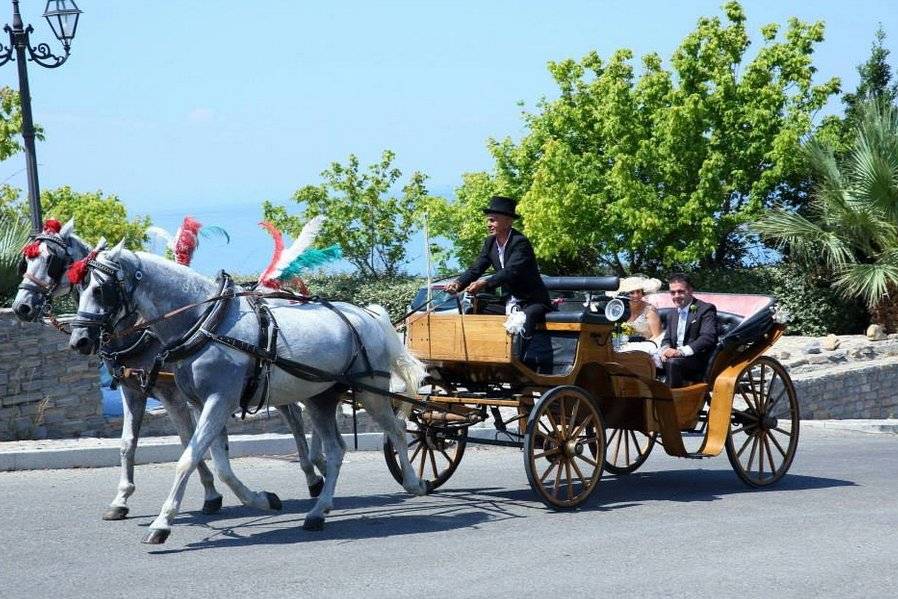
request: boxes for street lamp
[0,0,82,234]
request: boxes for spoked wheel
[602,428,657,475]
[383,416,467,491]
[725,356,799,487]
[524,386,605,510]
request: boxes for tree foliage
[439,1,839,275]
[0,185,150,249]
[843,26,898,126]
[263,150,439,277]
[754,101,898,322]
[0,87,24,162]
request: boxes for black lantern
[42,0,81,48]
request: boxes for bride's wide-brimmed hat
[616,276,662,294]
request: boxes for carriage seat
[654,297,776,383]
[656,308,744,338]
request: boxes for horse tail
[366,304,425,417]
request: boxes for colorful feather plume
[146,216,230,266]
[258,216,341,291]
[258,221,284,285]
[276,246,342,282]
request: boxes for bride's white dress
[618,305,662,355]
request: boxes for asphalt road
[1,428,895,599]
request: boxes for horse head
[68,239,141,355]
[12,218,90,321]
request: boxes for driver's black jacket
[456,228,550,306]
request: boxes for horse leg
[155,386,224,515]
[103,386,144,520]
[302,395,344,531]
[358,388,429,495]
[276,403,324,497]
[143,394,279,545]
[206,427,282,511]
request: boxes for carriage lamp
[0,0,83,233]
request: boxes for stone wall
[791,357,898,419]
[0,309,103,441]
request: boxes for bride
[615,276,663,354]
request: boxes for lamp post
[0,0,82,234]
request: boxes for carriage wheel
[524,386,605,510]
[601,428,657,475]
[383,417,467,491]
[725,356,799,487]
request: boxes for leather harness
[78,259,391,418]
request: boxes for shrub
[690,263,869,336]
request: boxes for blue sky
[1,1,895,275]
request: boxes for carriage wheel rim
[383,419,467,491]
[726,357,799,486]
[525,387,605,509]
[602,428,656,474]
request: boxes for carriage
[384,276,799,509]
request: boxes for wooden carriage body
[406,291,786,459]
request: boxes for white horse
[13,221,324,520]
[69,241,428,544]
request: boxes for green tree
[263,150,441,276]
[754,101,898,328]
[0,87,24,162]
[0,185,150,249]
[843,26,898,125]
[0,213,29,300]
[442,2,839,275]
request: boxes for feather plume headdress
[258,215,341,292]
[146,216,230,266]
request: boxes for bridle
[17,234,70,298]
[71,254,144,335]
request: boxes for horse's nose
[13,302,31,318]
[72,335,93,355]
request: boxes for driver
[444,195,552,339]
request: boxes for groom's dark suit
[661,298,718,388]
[456,228,551,336]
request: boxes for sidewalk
[0,420,895,472]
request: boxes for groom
[659,273,718,388]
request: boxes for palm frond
[753,209,853,267]
[834,262,898,310]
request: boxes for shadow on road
[144,468,855,554]
[478,468,856,510]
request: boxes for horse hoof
[142,529,171,545]
[265,491,282,511]
[309,478,324,498]
[303,516,325,531]
[102,506,129,521]
[202,496,223,515]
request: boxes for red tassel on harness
[23,241,41,258]
[66,250,98,285]
[43,219,62,234]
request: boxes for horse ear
[107,239,125,260]
[93,237,108,253]
[59,218,75,238]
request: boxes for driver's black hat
[482,196,520,218]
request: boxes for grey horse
[69,241,428,544]
[12,222,324,520]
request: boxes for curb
[799,419,898,435]
[1,420,895,472]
